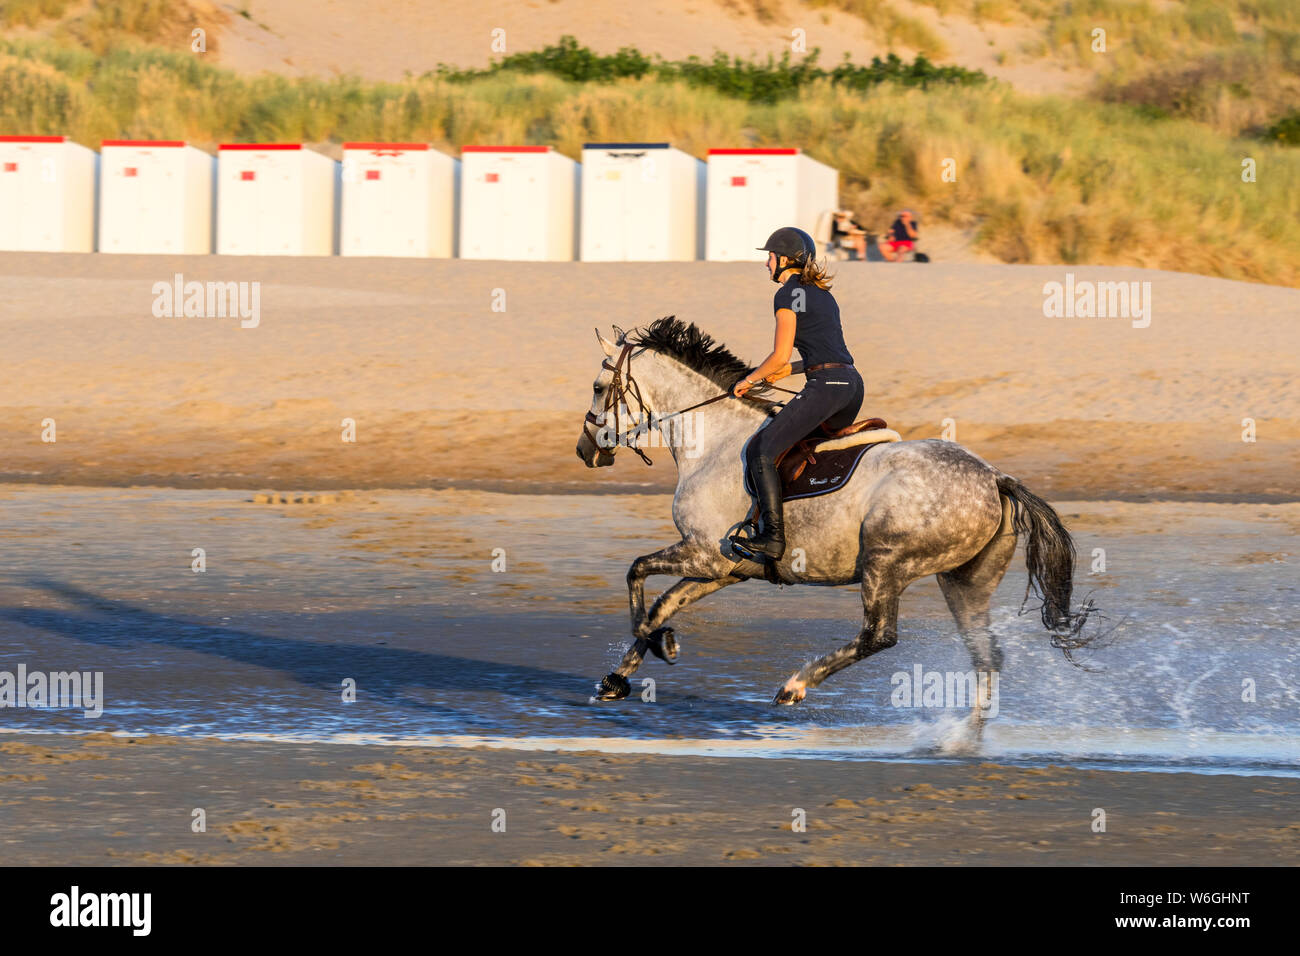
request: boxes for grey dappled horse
[575,318,1096,742]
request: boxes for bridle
[583,341,657,465]
[583,338,798,467]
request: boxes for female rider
[729,227,864,561]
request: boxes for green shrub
[434,36,987,104]
[1264,109,1300,143]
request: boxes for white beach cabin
[217,143,337,256]
[579,142,703,261]
[704,148,838,262]
[0,135,97,253]
[459,146,576,261]
[340,142,458,258]
[99,140,214,254]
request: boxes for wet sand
[1,485,1295,770]
[2,732,1296,865]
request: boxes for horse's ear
[595,328,617,358]
[612,324,627,345]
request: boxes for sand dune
[212,0,1081,93]
[1,252,1294,499]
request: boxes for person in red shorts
[882,208,919,261]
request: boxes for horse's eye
[594,384,604,394]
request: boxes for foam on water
[5,723,1297,777]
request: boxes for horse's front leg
[643,574,743,645]
[594,541,726,700]
[626,540,720,639]
[624,572,744,671]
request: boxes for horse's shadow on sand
[1,578,770,734]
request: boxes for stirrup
[728,522,760,560]
[729,529,783,562]
[730,534,763,562]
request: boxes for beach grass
[0,28,1297,285]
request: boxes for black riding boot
[730,457,786,561]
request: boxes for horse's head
[576,326,649,468]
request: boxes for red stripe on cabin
[219,143,304,150]
[461,145,550,153]
[102,140,187,148]
[0,135,66,143]
[707,148,799,155]
[343,142,429,151]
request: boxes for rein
[583,341,797,467]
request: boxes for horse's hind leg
[774,559,903,705]
[937,496,1017,738]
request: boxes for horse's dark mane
[626,316,750,392]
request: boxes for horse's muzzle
[576,432,615,468]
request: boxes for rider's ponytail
[795,254,834,290]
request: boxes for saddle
[744,417,902,509]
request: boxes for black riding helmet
[757,227,816,282]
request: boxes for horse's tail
[996,474,1097,662]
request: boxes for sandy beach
[2,252,1296,867]
[2,253,1296,500]
[3,732,1296,865]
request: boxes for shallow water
[0,486,1296,776]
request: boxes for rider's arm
[734,309,796,396]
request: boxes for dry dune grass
[557,80,1298,284]
[808,0,950,57]
[0,0,75,28]
[2,0,229,52]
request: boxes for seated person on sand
[881,209,919,262]
[831,209,868,260]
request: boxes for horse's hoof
[595,673,631,701]
[772,676,807,706]
[646,627,678,664]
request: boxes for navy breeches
[748,367,865,470]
